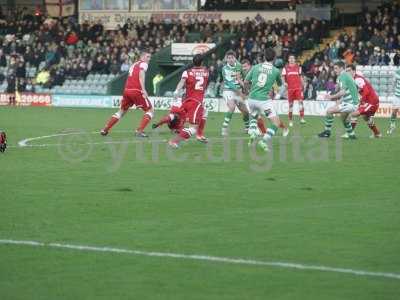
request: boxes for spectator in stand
[394,49,400,66]
[343,48,354,65]
[35,66,50,86]
[325,77,336,94]
[328,41,339,61]
[109,59,120,75]
[0,49,6,67]
[15,60,26,79]
[66,30,79,45]
[25,78,35,92]
[368,46,381,65]
[378,48,390,65]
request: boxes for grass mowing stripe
[1,239,399,280]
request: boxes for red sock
[351,121,357,129]
[369,124,380,135]
[300,108,304,118]
[279,120,287,129]
[137,113,152,132]
[197,118,206,137]
[288,111,293,121]
[104,116,119,132]
[156,114,172,127]
[257,118,267,134]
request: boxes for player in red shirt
[281,54,305,126]
[0,130,6,153]
[168,54,209,148]
[151,97,186,133]
[346,65,381,138]
[101,50,154,137]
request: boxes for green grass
[0,106,399,300]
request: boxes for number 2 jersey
[245,62,282,101]
[181,66,209,103]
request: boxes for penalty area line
[0,239,399,280]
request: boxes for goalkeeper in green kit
[244,48,289,152]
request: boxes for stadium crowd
[0,6,235,92]
[0,1,399,98]
[300,2,400,99]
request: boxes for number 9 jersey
[245,62,282,101]
[182,66,209,104]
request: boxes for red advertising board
[0,93,52,106]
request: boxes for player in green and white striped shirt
[318,61,359,139]
[387,68,400,134]
[244,48,288,152]
[220,50,250,136]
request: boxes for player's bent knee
[113,110,125,119]
[145,111,154,119]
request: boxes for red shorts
[181,99,204,125]
[287,89,304,103]
[358,103,378,117]
[121,90,152,111]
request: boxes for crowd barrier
[0,93,397,118]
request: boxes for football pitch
[1,106,399,300]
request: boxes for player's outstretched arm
[326,89,345,101]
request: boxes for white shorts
[337,102,357,113]
[392,96,400,109]
[248,99,277,118]
[223,90,244,105]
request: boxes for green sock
[222,112,234,128]
[243,115,250,130]
[343,121,355,136]
[324,115,334,132]
[390,113,397,125]
[249,117,258,131]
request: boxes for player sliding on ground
[101,50,154,137]
[220,50,250,136]
[244,48,289,152]
[387,67,400,134]
[281,54,306,126]
[168,54,209,148]
[346,65,381,138]
[152,97,186,134]
[318,61,359,139]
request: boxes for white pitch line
[15,133,251,149]
[1,239,399,280]
[12,130,399,150]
